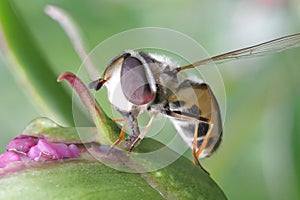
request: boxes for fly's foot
[123,135,137,153]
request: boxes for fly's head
[89,50,179,112]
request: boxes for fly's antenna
[88,78,106,91]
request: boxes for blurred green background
[1,0,300,199]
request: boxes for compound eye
[121,56,155,105]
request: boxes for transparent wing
[177,33,300,71]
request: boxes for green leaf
[0,0,85,126]
[0,149,227,200]
[0,160,164,200]
[150,155,227,199]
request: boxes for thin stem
[57,72,116,145]
[45,5,99,79]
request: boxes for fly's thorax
[145,53,180,103]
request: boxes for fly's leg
[195,123,214,158]
[107,119,126,154]
[111,118,125,122]
[107,108,141,154]
[160,108,213,173]
[193,121,214,175]
[128,115,156,153]
[115,109,141,151]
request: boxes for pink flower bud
[1,135,81,168]
[6,135,38,154]
[0,152,22,168]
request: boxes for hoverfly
[89,33,300,173]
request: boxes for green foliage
[0,157,226,200]
[0,0,80,126]
[0,160,165,200]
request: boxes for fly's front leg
[129,114,156,152]
[107,119,126,155]
[117,109,141,150]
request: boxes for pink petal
[27,140,81,160]
[36,139,61,159]
[27,144,57,161]
[68,144,80,158]
[0,152,22,168]
[27,145,42,160]
[52,143,72,158]
[6,135,38,154]
[27,140,59,161]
